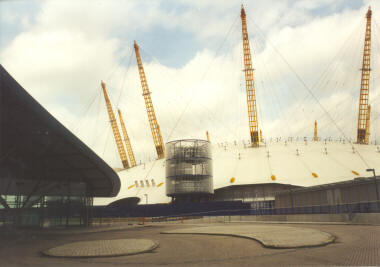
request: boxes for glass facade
[0,65,119,229]
[166,139,213,198]
[0,182,93,228]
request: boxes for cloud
[1,0,380,168]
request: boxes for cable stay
[66,5,380,181]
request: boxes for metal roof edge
[0,64,120,197]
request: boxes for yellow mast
[118,109,136,167]
[101,81,129,169]
[357,7,372,144]
[241,5,259,147]
[314,120,318,141]
[134,41,165,159]
[365,105,371,144]
[206,130,210,142]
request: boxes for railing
[272,200,380,215]
[91,200,380,226]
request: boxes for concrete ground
[42,239,159,258]
[162,224,334,248]
[0,222,379,266]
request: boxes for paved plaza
[43,239,158,258]
[0,222,379,266]
[162,224,334,248]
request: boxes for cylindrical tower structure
[166,139,213,202]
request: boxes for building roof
[275,176,380,195]
[0,65,120,197]
[94,139,380,205]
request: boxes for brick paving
[43,239,158,258]
[341,226,380,266]
[1,223,380,266]
[162,224,334,248]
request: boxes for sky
[1,0,380,168]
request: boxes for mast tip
[366,6,372,18]
[101,80,106,89]
[241,4,246,17]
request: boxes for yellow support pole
[101,81,129,169]
[241,5,259,147]
[206,131,210,142]
[357,7,372,144]
[118,109,136,167]
[134,41,165,159]
[314,120,318,141]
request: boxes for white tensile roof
[94,140,380,206]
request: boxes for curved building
[94,139,380,206]
[0,65,120,227]
[94,7,378,211]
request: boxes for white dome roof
[94,140,380,205]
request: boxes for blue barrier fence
[93,200,380,219]
[93,201,252,218]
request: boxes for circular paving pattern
[42,239,158,258]
[162,224,335,248]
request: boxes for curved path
[2,223,380,266]
[42,239,158,258]
[162,224,334,248]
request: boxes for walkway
[43,239,158,258]
[161,224,334,248]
